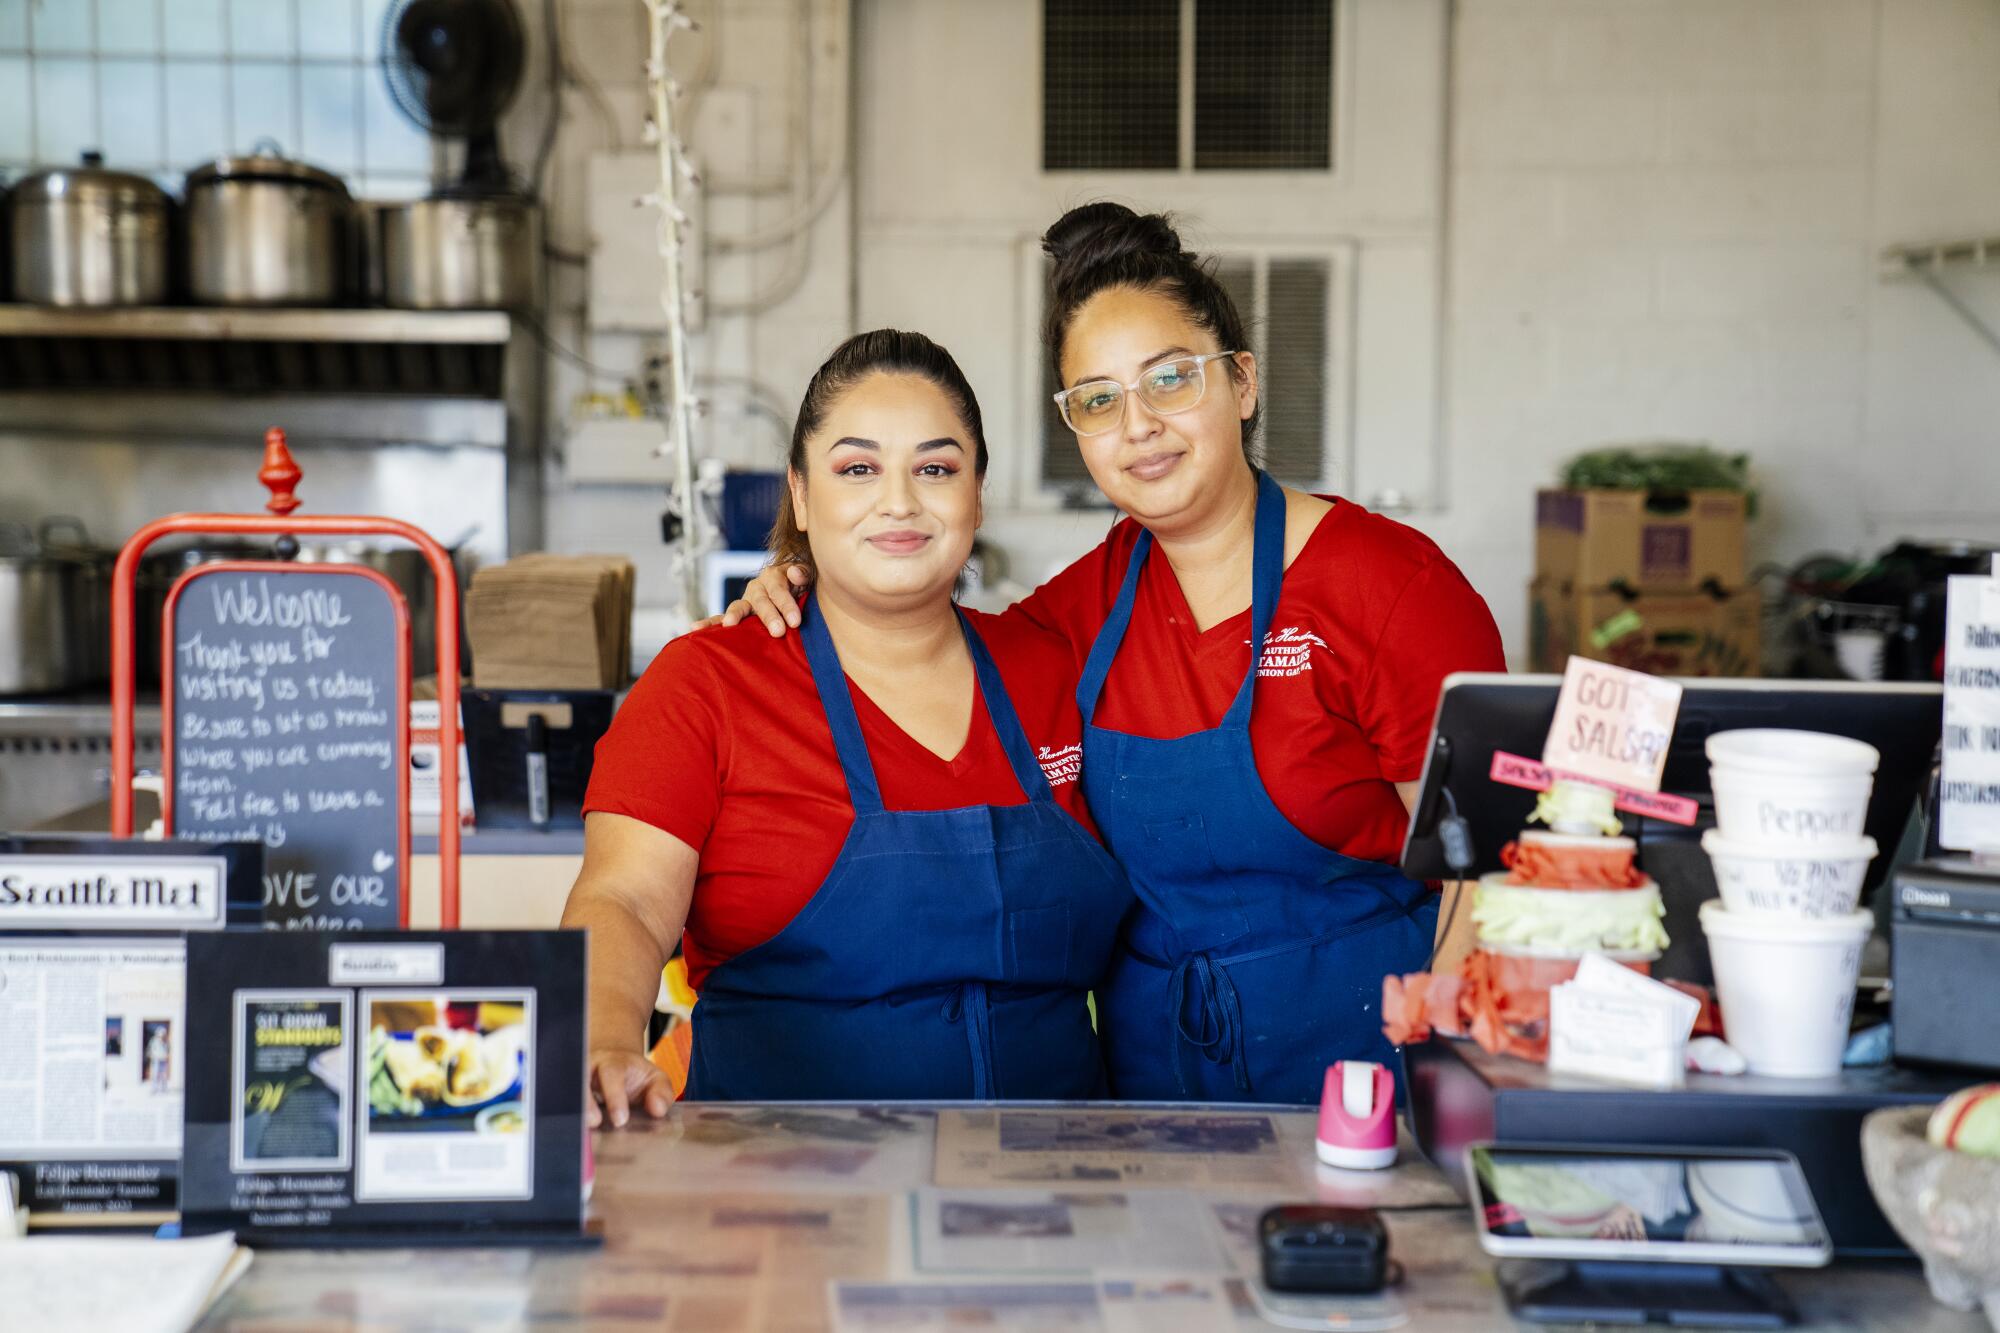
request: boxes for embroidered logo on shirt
[1038,743,1083,787]
[1252,626,1328,678]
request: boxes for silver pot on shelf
[378,192,539,310]
[0,522,82,695]
[184,143,355,306]
[35,518,113,690]
[7,151,172,307]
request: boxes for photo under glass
[355,990,534,1203]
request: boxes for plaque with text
[0,836,262,1226]
[180,930,591,1248]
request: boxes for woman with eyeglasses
[567,329,1130,1120]
[724,205,1504,1105]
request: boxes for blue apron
[684,601,1133,1101]
[1078,471,1437,1105]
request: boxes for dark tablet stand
[1500,1259,1795,1328]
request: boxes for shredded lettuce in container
[1559,442,1757,517]
[1472,882,1669,954]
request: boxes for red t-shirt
[582,612,1097,990]
[1011,498,1505,863]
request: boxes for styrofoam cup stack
[1701,831,1878,919]
[1701,729,1882,1076]
[1707,729,1880,847]
[1699,901,1872,1078]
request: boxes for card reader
[1891,858,2000,1075]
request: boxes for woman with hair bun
[726,206,1505,1105]
[566,329,1130,1117]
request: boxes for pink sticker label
[1489,751,1698,827]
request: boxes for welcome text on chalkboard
[164,564,410,931]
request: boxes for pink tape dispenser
[1315,1061,1397,1170]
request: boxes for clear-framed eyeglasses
[1051,350,1243,437]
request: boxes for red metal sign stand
[108,428,464,928]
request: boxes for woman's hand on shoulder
[719,563,812,636]
[587,1047,675,1127]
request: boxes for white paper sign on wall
[1940,558,2000,853]
[1543,657,1685,795]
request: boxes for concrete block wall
[1433,0,2000,661]
[509,0,853,629]
[511,0,2000,659]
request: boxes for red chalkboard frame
[109,428,464,928]
[159,561,414,926]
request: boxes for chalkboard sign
[164,563,409,931]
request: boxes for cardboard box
[1531,579,1760,677]
[1535,489,1747,591]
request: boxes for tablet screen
[1468,1145,1831,1265]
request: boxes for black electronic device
[1890,856,2000,1074]
[461,689,615,830]
[1258,1205,1390,1294]
[1408,1039,1964,1257]
[1468,1143,1829,1329]
[1400,673,1941,980]
[1496,1259,1795,1329]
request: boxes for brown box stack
[465,554,636,690]
[1529,488,1757,677]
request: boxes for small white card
[1940,561,2000,854]
[1548,956,1701,1089]
[328,942,445,985]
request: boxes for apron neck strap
[1075,522,1153,726]
[802,599,1056,813]
[961,609,1056,803]
[1075,469,1287,732]
[1221,468,1287,727]
[801,596,886,815]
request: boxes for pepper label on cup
[1544,657,1684,795]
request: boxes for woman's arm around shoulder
[715,522,1135,660]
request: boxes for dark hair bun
[1041,202,1188,277]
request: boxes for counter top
[413,827,586,855]
[195,1103,1980,1332]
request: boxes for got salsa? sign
[1543,657,1684,795]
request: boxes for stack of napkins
[0,1231,251,1332]
[466,554,635,690]
[1549,954,1703,1088]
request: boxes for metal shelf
[1880,235,2000,358]
[0,305,512,344]
[0,390,505,448]
[0,304,518,397]
[1880,236,2000,272]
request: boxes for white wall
[851,0,1450,592]
[1436,0,2000,660]
[533,0,2000,660]
[517,0,854,625]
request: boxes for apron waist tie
[1168,954,1250,1094]
[941,982,995,1101]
